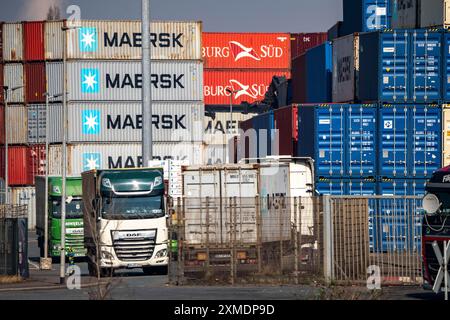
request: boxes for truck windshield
[51,198,83,219]
[101,195,164,220]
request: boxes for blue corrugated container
[251,111,275,159]
[359,30,442,103]
[342,0,391,36]
[442,31,450,101]
[375,178,426,252]
[297,104,377,178]
[306,42,332,103]
[378,104,442,179]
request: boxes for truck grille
[112,232,156,262]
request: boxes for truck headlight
[102,178,112,189]
[154,176,162,187]
[101,250,114,260]
[155,248,167,258]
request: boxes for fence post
[294,197,299,285]
[323,195,334,284]
[205,196,211,279]
[256,195,262,274]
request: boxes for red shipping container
[204,70,291,105]
[291,53,307,103]
[29,144,46,183]
[23,21,45,61]
[0,63,3,102]
[25,62,46,103]
[202,33,291,69]
[290,33,327,59]
[6,146,33,186]
[274,105,298,157]
[0,105,4,145]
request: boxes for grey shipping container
[2,23,23,61]
[28,104,46,144]
[332,33,359,103]
[46,60,203,101]
[4,63,25,103]
[48,20,203,61]
[10,187,36,230]
[47,142,205,176]
[391,0,419,29]
[7,105,28,144]
[47,101,204,143]
[420,0,450,28]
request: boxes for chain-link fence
[0,205,28,278]
[168,195,424,286]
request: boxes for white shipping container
[4,63,25,103]
[44,20,202,60]
[7,105,28,144]
[28,104,46,144]
[204,144,231,165]
[204,112,255,145]
[391,0,419,29]
[46,60,203,101]
[11,187,36,230]
[420,0,450,28]
[47,101,204,143]
[2,23,23,61]
[48,142,205,176]
[332,33,359,103]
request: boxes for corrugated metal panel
[2,23,23,61]
[290,33,327,59]
[442,32,450,101]
[25,63,46,103]
[332,33,359,103]
[0,22,3,62]
[202,33,290,69]
[10,187,36,230]
[391,0,419,29]
[48,101,204,143]
[8,146,32,186]
[273,105,298,157]
[204,111,254,145]
[342,0,391,35]
[306,42,333,103]
[0,63,3,102]
[327,22,343,42]
[204,70,290,105]
[47,60,203,101]
[6,105,28,144]
[29,145,46,183]
[0,105,4,144]
[62,20,202,60]
[48,142,205,176]
[347,104,377,177]
[420,0,450,28]
[378,104,442,179]
[291,53,307,103]
[443,105,450,167]
[4,63,25,103]
[44,21,64,60]
[27,104,46,144]
[252,111,275,158]
[204,144,230,165]
[23,21,44,61]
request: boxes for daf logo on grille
[126,233,142,238]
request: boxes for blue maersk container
[378,104,442,179]
[297,104,377,178]
[342,0,391,36]
[306,42,333,103]
[251,111,275,159]
[359,30,442,103]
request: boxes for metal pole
[60,25,68,284]
[44,94,49,260]
[142,0,153,166]
[323,195,333,284]
[230,92,233,136]
[445,241,448,301]
[3,89,8,204]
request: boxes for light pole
[225,88,242,136]
[60,23,80,284]
[142,0,153,166]
[40,92,63,270]
[2,85,24,204]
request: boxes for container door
[443,106,450,167]
[379,106,409,178]
[363,0,391,32]
[315,179,346,195]
[347,104,377,177]
[410,105,442,178]
[410,31,442,103]
[380,31,409,102]
[444,33,450,101]
[182,169,221,245]
[315,105,346,177]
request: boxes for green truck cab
[36,176,87,258]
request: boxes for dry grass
[0,275,22,284]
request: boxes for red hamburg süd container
[25,62,46,103]
[274,105,298,157]
[291,53,307,103]
[290,33,327,59]
[23,21,45,61]
[202,33,291,69]
[204,70,291,105]
[29,144,46,183]
[6,146,33,186]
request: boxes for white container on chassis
[182,158,315,247]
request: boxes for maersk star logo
[79,27,97,52]
[81,68,99,93]
[82,110,101,134]
[83,153,101,171]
